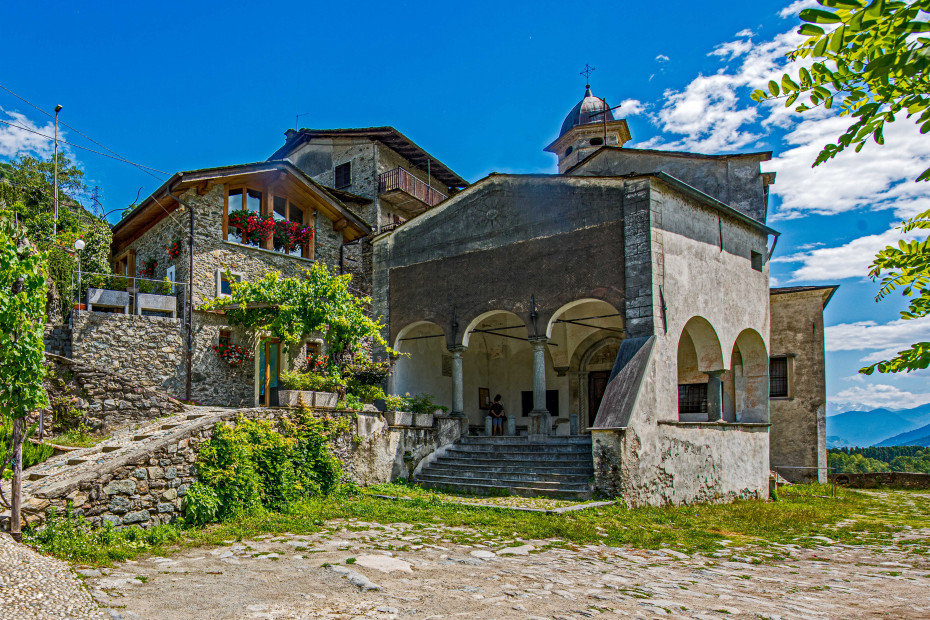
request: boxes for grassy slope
[26,484,930,567]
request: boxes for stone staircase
[415,435,594,500]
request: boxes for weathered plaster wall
[571,148,771,223]
[595,181,772,505]
[769,290,830,483]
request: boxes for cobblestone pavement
[0,533,106,620]
[85,521,930,620]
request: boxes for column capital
[447,345,467,355]
[527,336,549,346]
[704,369,727,377]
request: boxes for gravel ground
[84,521,930,620]
[0,533,106,620]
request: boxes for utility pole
[10,276,24,542]
[53,104,62,236]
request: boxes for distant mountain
[826,405,930,447]
[876,422,930,447]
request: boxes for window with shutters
[334,162,351,189]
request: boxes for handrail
[378,167,447,207]
[70,270,187,321]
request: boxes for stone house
[74,160,370,407]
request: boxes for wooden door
[259,339,281,407]
[588,371,611,427]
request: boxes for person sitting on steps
[489,394,505,436]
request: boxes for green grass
[25,485,930,568]
[47,425,105,448]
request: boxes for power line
[0,83,165,182]
[0,118,168,175]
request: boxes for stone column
[449,346,466,418]
[528,337,551,440]
[706,370,725,422]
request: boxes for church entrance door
[588,371,610,427]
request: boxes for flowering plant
[273,220,314,252]
[138,257,157,278]
[228,210,275,246]
[165,237,183,259]
[305,351,332,375]
[212,343,253,367]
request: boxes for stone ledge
[656,420,771,430]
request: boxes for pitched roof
[565,145,773,175]
[112,160,371,253]
[268,127,469,189]
[770,285,839,308]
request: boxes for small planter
[278,390,338,409]
[136,292,177,318]
[413,412,434,428]
[87,288,130,313]
[383,410,413,427]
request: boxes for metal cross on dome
[580,64,596,83]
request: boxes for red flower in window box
[229,209,275,246]
[165,237,183,260]
[212,343,254,367]
[138,257,157,279]
[273,220,315,252]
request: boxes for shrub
[347,381,385,404]
[407,393,448,415]
[383,393,409,412]
[185,406,345,524]
[280,369,345,393]
[0,419,53,478]
[344,354,392,386]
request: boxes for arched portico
[392,321,451,411]
[726,328,769,423]
[677,316,725,422]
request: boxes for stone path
[84,520,930,619]
[0,533,106,619]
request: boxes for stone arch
[680,316,724,373]
[462,310,529,348]
[729,328,769,423]
[677,316,725,421]
[545,298,624,340]
[568,333,624,429]
[391,320,451,409]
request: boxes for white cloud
[655,54,670,63]
[826,316,930,362]
[773,224,920,282]
[709,38,753,60]
[779,0,819,19]
[735,28,755,37]
[0,109,58,158]
[617,98,646,118]
[830,383,930,412]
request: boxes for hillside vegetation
[828,446,930,473]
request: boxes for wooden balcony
[378,167,447,215]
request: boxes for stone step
[416,472,592,491]
[461,436,592,445]
[160,423,181,430]
[432,459,593,475]
[66,458,87,466]
[416,479,592,501]
[444,444,590,456]
[440,450,591,461]
[132,434,152,442]
[422,467,591,484]
[101,446,121,453]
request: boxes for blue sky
[2,0,930,413]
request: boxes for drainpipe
[167,187,194,402]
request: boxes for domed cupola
[559,84,616,137]
[545,83,632,174]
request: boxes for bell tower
[545,68,631,173]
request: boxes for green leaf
[800,8,842,23]
[799,24,826,36]
[768,80,781,97]
[782,74,800,92]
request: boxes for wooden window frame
[218,329,232,346]
[113,249,136,276]
[224,183,314,259]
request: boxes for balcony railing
[378,167,447,209]
[70,271,186,321]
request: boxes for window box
[86,288,130,313]
[136,292,177,318]
[383,410,413,427]
[277,390,338,409]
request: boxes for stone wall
[769,288,833,483]
[44,324,72,358]
[832,471,930,489]
[35,407,466,529]
[71,311,185,394]
[43,355,184,434]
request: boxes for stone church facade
[62,83,833,506]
